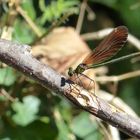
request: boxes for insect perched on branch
[68,26,140,89]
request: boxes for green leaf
[71,112,101,139]
[59,99,72,122]
[39,0,79,24]
[11,95,41,126]
[39,116,50,124]
[0,94,7,101]
[13,20,35,44]
[0,67,17,86]
[54,108,71,140]
[21,0,36,20]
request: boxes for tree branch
[0,39,140,138]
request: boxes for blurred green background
[0,0,140,140]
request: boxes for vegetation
[0,0,140,139]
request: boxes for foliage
[39,0,79,24]
[91,0,140,36]
[0,0,140,140]
[13,20,35,44]
[0,67,17,86]
[71,112,102,140]
[11,95,41,126]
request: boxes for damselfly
[68,26,140,89]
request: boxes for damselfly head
[68,67,74,77]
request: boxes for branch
[0,39,140,138]
[95,70,140,82]
[76,0,87,33]
[16,6,42,37]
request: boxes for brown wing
[82,26,128,66]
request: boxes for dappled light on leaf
[11,95,41,126]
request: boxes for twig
[108,125,120,140]
[16,6,42,37]
[76,0,87,34]
[81,28,112,40]
[86,4,96,20]
[95,70,140,82]
[128,34,140,50]
[81,27,140,50]
[0,39,140,138]
[0,88,17,102]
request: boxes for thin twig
[108,125,120,140]
[0,89,17,102]
[86,4,96,20]
[76,0,87,34]
[16,6,42,37]
[128,34,140,50]
[0,39,140,138]
[81,28,112,40]
[95,70,140,82]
